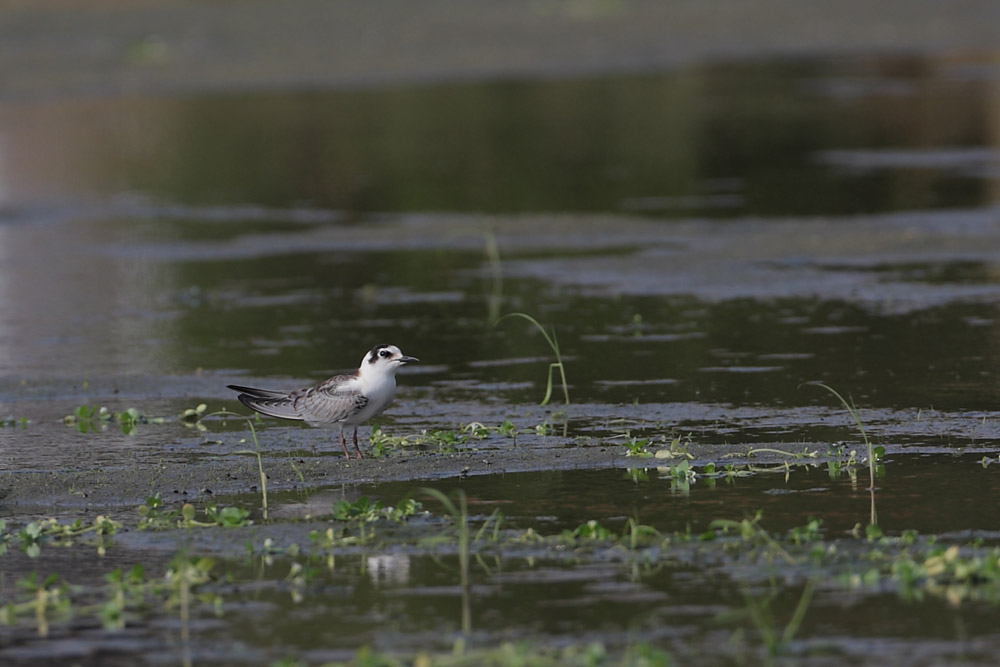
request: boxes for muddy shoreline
[0,438,765,517]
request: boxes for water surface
[2,51,1000,665]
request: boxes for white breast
[347,372,397,425]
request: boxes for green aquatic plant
[565,519,615,542]
[788,518,823,545]
[180,403,209,431]
[496,418,519,438]
[474,508,505,544]
[629,312,645,337]
[332,496,422,523]
[0,520,11,556]
[737,581,816,661]
[368,424,399,457]
[329,639,671,666]
[661,459,697,494]
[10,516,120,558]
[137,493,180,530]
[204,505,252,527]
[371,426,472,453]
[745,446,818,459]
[0,573,72,637]
[101,565,147,630]
[708,512,797,565]
[163,554,220,667]
[1,415,29,428]
[496,312,569,406]
[654,433,695,459]
[63,405,163,435]
[623,517,663,551]
[332,496,385,522]
[721,462,755,481]
[307,526,366,551]
[841,541,1000,605]
[623,435,653,458]
[802,382,880,526]
[371,421,521,456]
[138,494,252,530]
[209,409,269,521]
[0,554,226,645]
[460,421,492,439]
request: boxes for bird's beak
[398,355,419,364]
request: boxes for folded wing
[227,384,305,421]
[227,374,367,425]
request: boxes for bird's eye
[379,350,390,358]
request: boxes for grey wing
[295,376,369,425]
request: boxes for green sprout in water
[496,312,569,406]
[0,573,72,638]
[207,409,269,521]
[738,581,816,661]
[331,496,422,523]
[802,382,881,527]
[137,495,251,530]
[180,403,208,431]
[623,434,653,458]
[63,405,163,435]
[9,516,120,558]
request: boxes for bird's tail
[227,384,305,421]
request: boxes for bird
[227,343,418,459]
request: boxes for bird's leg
[339,427,351,460]
[353,427,364,459]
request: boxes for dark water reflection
[296,453,1000,538]
[0,52,997,417]
[200,456,1000,662]
[5,456,987,666]
[1,55,996,216]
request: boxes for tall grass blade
[209,409,268,521]
[496,312,569,405]
[801,382,877,525]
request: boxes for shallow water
[2,50,1000,665]
[5,456,1000,665]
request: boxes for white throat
[359,361,398,394]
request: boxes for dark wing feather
[229,385,305,421]
[227,384,291,399]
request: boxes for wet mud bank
[0,435,768,518]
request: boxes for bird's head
[361,343,419,377]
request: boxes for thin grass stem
[208,409,268,521]
[801,382,877,525]
[496,312,569,406]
